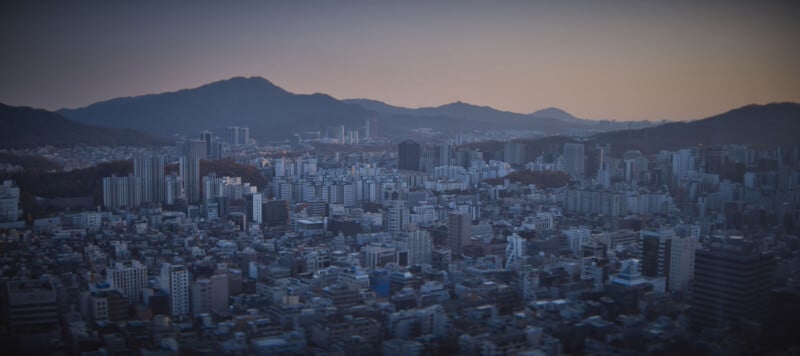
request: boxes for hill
[0,103,169,149]
[591,102,800,154]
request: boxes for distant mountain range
[342,99,583,123]
[58,76,633,141]
[4,76,797,151]
[0,103,168,149]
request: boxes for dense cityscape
[1,117,798,354]
[2,1,799,355]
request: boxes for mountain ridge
[57,76,797,143]
[59,76,619,140]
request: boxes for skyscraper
[180,155,201,204]
[448,212,471,256]
[690,236,775,330]
[134,156,165,204]
[563,143,585,179]
[160,263,190,317]
[398,140,421,171]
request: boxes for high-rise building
[251,192,263,224]
[160,263,190,317]
[690,236,775,330]
[227,126,250,146]
[164,173,181,205]
[398,140,421,171]
[639,226,697,293]
[191,279,213,316]
[364,119,372,140]
[405,229,433,265]
[386,200,409,236]
[563,143,585,178]
[672,148,698,178]
[180,156,201,204]
[200,130,215,159]
[503,142,526,165]
[448,212,472,256]
[102,174,142,210]
[228,126,239,145]
[436,144,454,167]
[107,260,148,304]
[240,127,249,145]
[134,156,165,204]
[639,228,674,278]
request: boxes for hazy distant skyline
[1,1,798,121]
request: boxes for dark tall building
[398,140,421,171]
[503,141,526,165]
[563,143,586,179]
[180,156,201,204]
[264,199,291,229]
[689,236,775,330]
[200,130,215,159]
[133,156,165,204]
[448,212,471,256]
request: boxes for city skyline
[2,1,799,121]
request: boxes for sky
[1,0,799,121]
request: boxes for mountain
[0,103,169,149]
[60,76,372,140]
[590,102,800,154]
[530,107,580,122]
